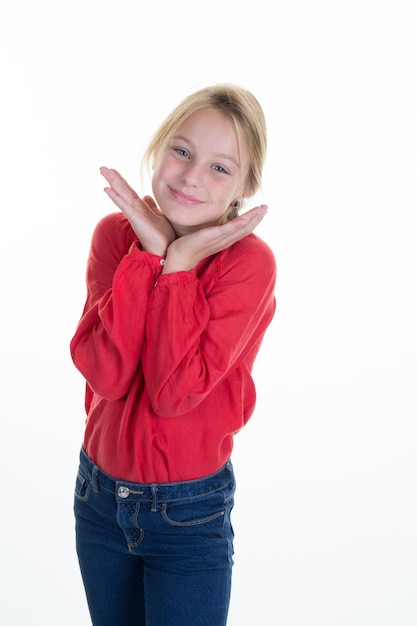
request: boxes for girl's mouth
[169,187,204,206]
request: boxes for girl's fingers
[100,166,137,193]
[191,206,267,254]
[143,196,161,215]
[235,204,268,224]
[219,205,268,239]
[100,167,141,208]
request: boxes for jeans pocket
[74,467,93,502]
[162,491,226,527]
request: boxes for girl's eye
[212,164,229,174]
[174,148,190,158]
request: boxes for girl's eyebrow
[170,134,192,148]
[170,134,240,168]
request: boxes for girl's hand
[162,205,268,274]
[100,167,176,257]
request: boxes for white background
[1,1,416,624]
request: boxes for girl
[71,84,276,625]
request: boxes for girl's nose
[181,162,204,187]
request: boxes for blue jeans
[74,448,236,625]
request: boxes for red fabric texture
[71,212,276,482]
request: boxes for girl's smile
[168,186,205,206]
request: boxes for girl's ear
[225,199,243,222]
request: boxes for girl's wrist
[162,250,196,274]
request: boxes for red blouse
[70,212,276,483]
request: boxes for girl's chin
[160,209,208,232]
[168,220,202,237]
[158,202,228,235]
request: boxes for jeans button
[117,486,130,499]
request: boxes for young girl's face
[152,108,250,236]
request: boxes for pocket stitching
[161,503,225,527]
[74,470,93,502]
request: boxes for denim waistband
[78,448,234,503]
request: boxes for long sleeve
[70,213,165,400]
[142,234,276,416]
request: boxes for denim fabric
[74,448,236,625]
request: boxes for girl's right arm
[70,213,165,400]
[71,168,175,400]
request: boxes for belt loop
[91,464,100,493]
[150,484,158,512]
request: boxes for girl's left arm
[142,237,276,416]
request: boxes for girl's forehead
[174,109,246,157]
[177,108,233,133]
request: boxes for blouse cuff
[153,268,198,288]
[128,242,166,270]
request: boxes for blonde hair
[143,84,267,220]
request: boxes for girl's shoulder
[213,233,276,286]
[91,212,137,252]
[226,233,276,268]
[94,211,135,239]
